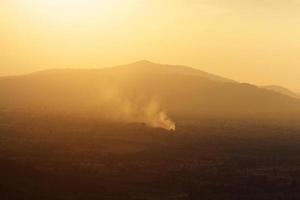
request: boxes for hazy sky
[1,0,300,90]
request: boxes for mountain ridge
[262,85,300,99]
[0,61,300,118]
[19,60,234,83]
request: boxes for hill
[0,61,300,123]
[263,85,300,99]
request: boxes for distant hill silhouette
[0,61,300,118]
[103,60,235,82]
[263,85,300,99]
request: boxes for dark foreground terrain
[1,113,300,200]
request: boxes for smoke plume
[99,89,176,131]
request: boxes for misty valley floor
[1,114,300,200]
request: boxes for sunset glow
[2,1,300,199]
[1,0,300,90]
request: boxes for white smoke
[98,88,176,131]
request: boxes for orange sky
[1,0,300,91]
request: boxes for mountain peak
[108,60,233,82]
[133,60,157,65]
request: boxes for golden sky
[1,0,300,90]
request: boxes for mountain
[262,85,300,99]
[104,60,234,82]
[0,61,300,119]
